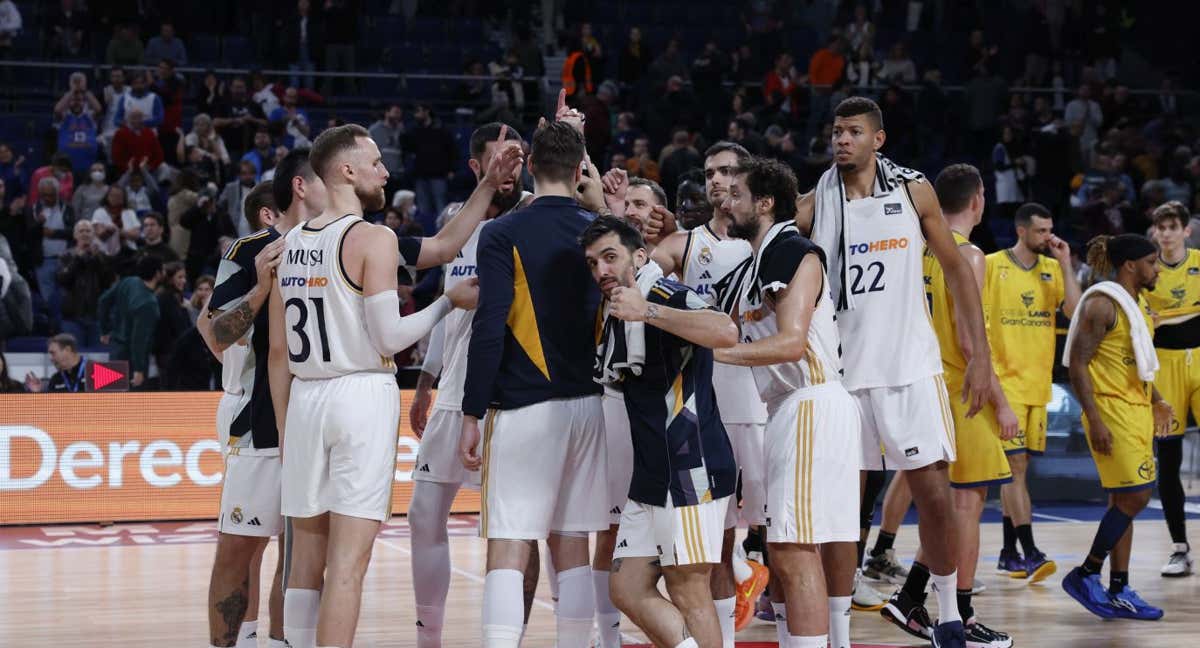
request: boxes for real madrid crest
[231,507,244,524]
[698,246,713,265]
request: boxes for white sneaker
[851,568,888,610]
[970,579,987,595]
[1161,543,1193,577]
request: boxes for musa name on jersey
[1144,248,1200,350]
[983,250,1065,406]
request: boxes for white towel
[811,153,924,311]
[1062,281,1159,382]
[593,261,664,386]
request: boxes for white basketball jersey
[737,223,843,404]
[220,341,251,395]
[680,223,767,424]
[279,215,395,379]
[432,220,486,410]
[836,188,942,390]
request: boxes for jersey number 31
[286,297,331,362]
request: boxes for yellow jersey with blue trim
[923,230,973,374]
[1088,293,1154,406]
[278,214,396,379]
[1144,248,1200,350]
[983,250,1064,406]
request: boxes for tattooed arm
[206,238,286,353]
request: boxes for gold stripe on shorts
[795,400,814,544]
[934,375,955,448]
[685,506,703,563]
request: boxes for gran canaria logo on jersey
[1021,291,1035,308]
[999,288,1053,327]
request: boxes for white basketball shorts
[413,407,480,488]
[479,395,609,540]
[602,390,633,525]
[281,372,401,523]
[854,373,956,472]
[219,451,283,537]
[725,422,767,528]
[764,382,861,545]
[613,496,730,566]
[215,390,249,449]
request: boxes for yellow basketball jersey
[984,250,1065,406]
[923,231,972,373]
[1088,293,1153,406]
[1143,248,1200,316]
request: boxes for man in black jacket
[403,103,457,219]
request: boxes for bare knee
[1007,453,1029,478]
[214,534,267,573]
[1114,489,1152,516]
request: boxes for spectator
[964,64,1008,164]
[177,113,230,181]
[763,52,802,120]
[0,178,35,276]
[488,48,527,115]
[23,334,90,393]
[845,38,876,89]
[512,26,543,114]
[143,20,186,66]
[1156,78,1177,117]
[730,43,763,85]
[113,71,164,129]
[807,36,847,139]
[1030,99,1073,216]
[249,72,282,117]
[618,26,650,88]
[26,175,76,321]
[27,153,75,205]
[0,350,25,393]
[72,162,109,222]
[111,110,165,174]
[321,0,359,96]
[612,112,641,157]
[561,38,594,103]
[649,38,688,86]
[152,59,186,146]
[647,75,701,146]
[0,225,32,340]
[260,146,292,183]
[53,92,99,177]
[219,160,259,238]
[992,125,1030,221]
[196,70,225,117]
[966,29,998,75]
[625,136,661,183]
[1101,85,1141,131]
[213,77,268,160]
[283,0,321,90]
[0,0,21,60]
[180,184,235,280]
[579,22,603,66]
[91,185,140,256]
[165,170,200,260]
[44,0,88,59]
[726,117,766,156]
[1080,180,1135,240]
[383,205,422,237]
[369,104,405,190]
[153,260,190,386]
[53,71,103,119]
[98,254,164,388]
[659,130,702,206]
[877,42,917,84]
[105,23,143,67]
[579,83,614,165]
[239,128,275,181]
[844,4,875,53]
[117,160,161,214]
[0,142,26,197]
[139,212,178,264]
[268,87,312,149]
[99,66,129,153]
[186,274,214,323]
[1064,85,1103,163]
[403,104,456,218]
[56,220,113,346]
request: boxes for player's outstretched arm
[1067,296,1114,455]
[410,319,446,437]
[714,253,821,367]
[607,286,738,349]
[266,279,292,444]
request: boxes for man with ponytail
[1061,233,1175,621]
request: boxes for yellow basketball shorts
[1153,347,1200,437]
[1083,398,1156,493]
[946,372,1014,489]
[1001,402,1048,456]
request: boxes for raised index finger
[556,88,567,114]
[495,123,508,146]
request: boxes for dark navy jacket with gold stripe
[462,195,602,417]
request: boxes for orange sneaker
[734,559,770,631]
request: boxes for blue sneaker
[1023,549,1057,584]
[997,549,1027,578]
[1110,585,1164,620]
[1061,566,1119,619]
[931,620,966,648]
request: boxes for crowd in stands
[0,0,1197,391]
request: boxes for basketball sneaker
[851,569,887,611]
[1160,543,1193,577]
[963,617,1012,648]
[1109,585,1164,621]
[996,549,1026,578]
[880,589,932,640]
[1061,566,1118,619]
[754,591,774,622]
[733,559,770,631]
[1022,549,1057,583]
[970,579,987,595]
[863,548,910,584]
[930,620,966,648]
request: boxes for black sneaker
[880,589,932,640]
[964,617,1013,648]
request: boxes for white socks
[674,639,700,648]
[592,569,621,648]
[234,620,258,648]
[828,595,852,648]
[416,603,445,648]
[283,588,320,648]
[556,566,596,648]
[267,641,289,648]
[931,570,962,624]
[772,602,789,646]
[483,569,525,648]
[787,635,828,648]
[409,480,457,648]
[731,552,753,583]
[714,596,736,648]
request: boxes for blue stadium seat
[191,35,221,66]
[5,337,48,353]
[221,36,252,67]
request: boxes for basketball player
[458,121,609,648]
[1143,202,1199,576]
[645,141,775,641]
[1061,234,1173,620]
[715,157,861,648]
[796,97,995,646]
[267,124,479,648]
[583,214,740,648]
[199,169,319,648]
[985,202,1081,581]
[406,122,539,648]
[924,163,1019,647]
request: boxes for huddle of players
[193,89,1195,648]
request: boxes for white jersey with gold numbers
[279,214,395,379]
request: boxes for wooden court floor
[1,516,1197,647]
